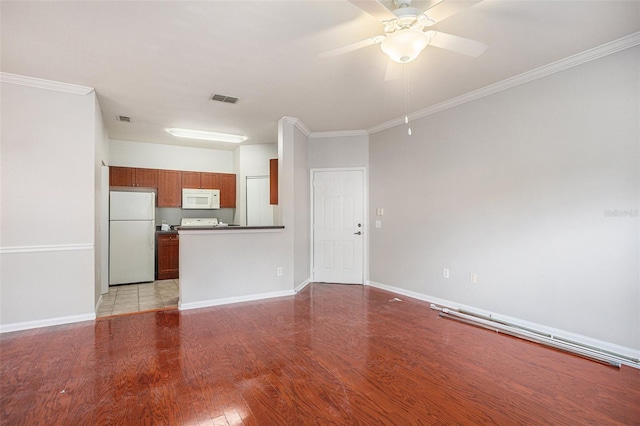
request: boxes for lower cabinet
[157,233,179,280]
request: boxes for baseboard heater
[430,304,640,369]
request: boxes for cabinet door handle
[354,231,362,235]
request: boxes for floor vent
[210,93,240,104]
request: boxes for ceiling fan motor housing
[394,0,414,8]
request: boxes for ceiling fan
[319,0,488,76]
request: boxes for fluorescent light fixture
[166,128,247,143]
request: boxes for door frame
[310,167,368,284]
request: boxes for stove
[180,217,218,227]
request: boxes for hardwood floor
[1,283,639,425]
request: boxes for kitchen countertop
[156,227,178,234]
[176,225,284,231]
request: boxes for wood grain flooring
[1,283,639,425]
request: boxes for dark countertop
[156,226,178,235]
[176,225,285,231]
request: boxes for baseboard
[95,294,103,312]
[366,280,640,366]
[0,313,96,334]
[179,289,296,311]
[295,279,311,293]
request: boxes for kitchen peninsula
[177,225,293,311]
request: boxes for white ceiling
[2,1,639,150]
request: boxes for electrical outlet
[471,274,477,284]
[443,268,450,279]
[277,267,283,276]
[375,220,382,228]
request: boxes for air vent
[210,93,240,104]
[117,115,131,122]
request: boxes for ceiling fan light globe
[381,29,429,63]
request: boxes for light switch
[376,208,384,216]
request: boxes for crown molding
[0,72,94,96]
[368,32,640,135]
[309,130,369,139]
[281,116,312,137]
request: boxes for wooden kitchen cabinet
[182,171,220,189]
[157,233,179,280]
[157,170,181,207]
[110,167,135,186]
[200,172,220,189]
[269,159,278,205]
[220,173,236,208]
[110,166,157,188]
[111,166,236,208]
[181,172,201,189]
[135,168,158,187]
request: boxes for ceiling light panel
[166,128,247,143]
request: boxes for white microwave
[182,188,220,209]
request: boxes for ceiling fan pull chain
[404,63,412,136]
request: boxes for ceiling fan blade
[318,35,385,59]
[427,31,487,57]
[420,0,446,13]
[425,0,483,24]
[348,0,397,22]
[384,59,403,81]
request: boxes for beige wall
[369,46,639,352]
[1,76,98,331]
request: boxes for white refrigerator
[109,191,156,285]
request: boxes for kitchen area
[98,141,280,317]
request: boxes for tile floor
[97,279,179,318]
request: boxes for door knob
[354,231,362,235]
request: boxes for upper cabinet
[157,170,181,208]
[200,172,221,190]
[269,159,278,205]
[109,167,134,186]
[110,166,236,208]
[182,172,220,190]
[219,173,236,208]
[135,169,158,187]
[181,172,201,189]
[110,167,158,188]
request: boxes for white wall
[179,230,292,307]
[308,133,369,169]
[368,46,639,351]
[293,125,310,288]
[178,118,305,308]
[234,144,277,225]
[1,77,97,331]
[94,98,109,302]
[109,138,234,172]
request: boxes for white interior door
[312,170,364,284]
[246,176,273,226]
